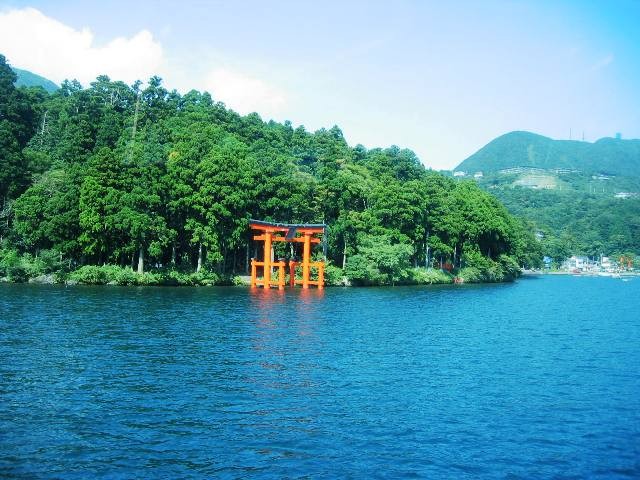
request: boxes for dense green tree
[78,147,125,264]
[345,234,413,285]
[0,54,40,201]
[0,53,550,284]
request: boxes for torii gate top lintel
[249,219,326,235]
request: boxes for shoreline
[1,272,511,288]
[524,270,639,277]
[3,268,636,288]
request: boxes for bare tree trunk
[245,243,250,273]
[197,243,203,272]
[223,246,228,274]
[425,242,429,268]
[342,240,347,268]
[454,244,458,269]
[425,231,430,268]
[137,246,144,274]
[39,111,48,146]
[171,244,176,265]
[232,249,237,274]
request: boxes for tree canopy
[0,53,540,284]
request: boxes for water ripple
[1,278,639,478]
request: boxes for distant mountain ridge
[12,67,58,93]
[456,131,640,178]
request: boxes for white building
[614,192,638,199]
[564,255,591,271]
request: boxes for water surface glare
[1,276,639,478]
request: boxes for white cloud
[204,67,287,118]
[0,8,288,120]
[0,7,164,86]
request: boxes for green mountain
[12,67,58,93]
[453,131,640,259]
[456,131,640,178]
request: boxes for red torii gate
[250,219,326,290]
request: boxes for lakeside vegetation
[0,54,541,286]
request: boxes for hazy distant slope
[456,131,640,177]
[12,67,58,93]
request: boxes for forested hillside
[453,131,640,262]
[489,187,640,261]
[0,53,540,285]
[457,131,640,177]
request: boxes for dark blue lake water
[1,276,639,478]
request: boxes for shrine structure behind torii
[250,219,326,290]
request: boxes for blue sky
[1,0,639,169]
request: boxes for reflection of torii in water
[249,219,327,290]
